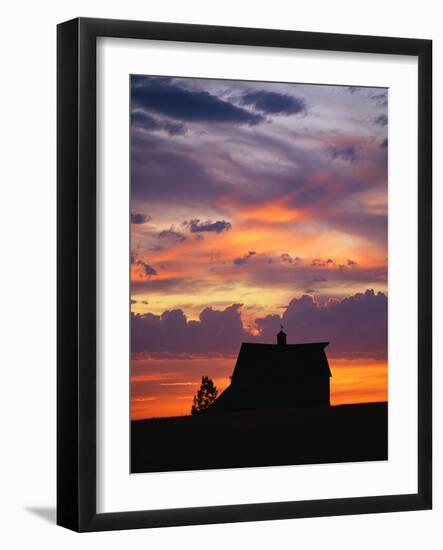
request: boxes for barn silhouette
[208,328,331,413]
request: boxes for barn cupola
[277,326,287,346]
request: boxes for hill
[131,402,387,473]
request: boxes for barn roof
[231,341,331,383]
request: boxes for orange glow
[131,396,182,420]
[131,355,387,420]
[330,358,387,405]
[131,375,231,420]
[237,201,306,224]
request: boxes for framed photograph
[57,17,432,531]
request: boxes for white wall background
[0,1,440,548]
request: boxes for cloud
[161,120,188,136]
[280,253,293,264]
[371,92,388,107]
[311,258,334,267]
[214,256,387,296]
[139,262,158,276]
[131,252,158,276]
[158,228,187,242]
[256,289,387,359]
[131,212,152,224]
[328,211,387,244]
[131,77,388,250]
[240,90,306,115]
[380,138,388,149]
[328,145,359,162]
[131,111,188,136]
[132,304,248,355]
[131,132,223,206]
[131,76,264,126]
[185,219,232,234]
[234,250,256,266]
[280,253,301,264]
[131,290,387,360]
[132,106,386,226]
[374,114,388,127]
[133,279,181,292]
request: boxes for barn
[208,329,331,413]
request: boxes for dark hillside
[131,402,388,473]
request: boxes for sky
[130,75,388,419]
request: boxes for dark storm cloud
[131,212,152,224]
[374,114,388,127]
[131,290,387,359]
[240,90,306,115]
[185,219,232,234]
[131,76,264,125]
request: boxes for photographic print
[130,75,388,473]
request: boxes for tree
[191,376,218,415]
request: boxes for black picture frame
[57,17,432,532]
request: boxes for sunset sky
[130,75,388,419]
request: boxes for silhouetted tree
[191,376,218,415]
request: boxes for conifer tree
[191,376,218,415]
